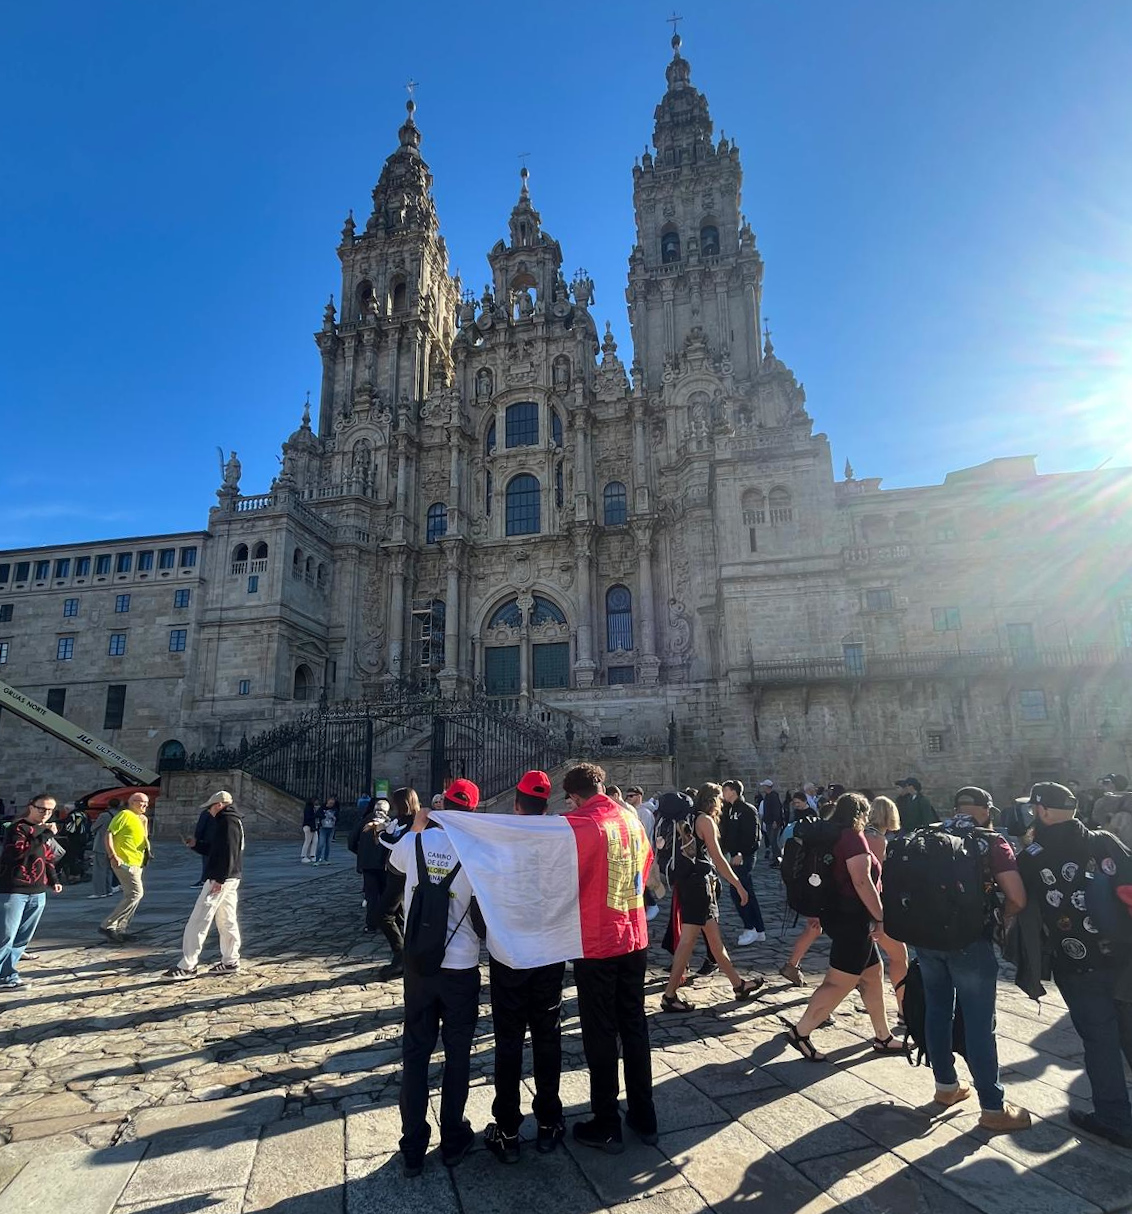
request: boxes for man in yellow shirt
[100,792,151,943]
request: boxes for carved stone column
[387,548,408,680]
[631,399,650,515]
[572,527,596,687]
[517,592,533,708]
[439,540,462,688]
[633,522,660,686]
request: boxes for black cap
[1025,782,1078,811]
[954,786,995,812]
[896,777,922,791]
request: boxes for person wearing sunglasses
[0,795,64,989]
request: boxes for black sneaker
[572,1119,624,1155]
[379,955,404,980]
[1069,1108,1132,1150]
[402,1156,424,1179]
[626,1116,659,1146]
[441,1121,475,1168]
[163,966,198,982]
[536,1120,565,1154]
[483,1122,520,1164]
[696,959,718,978]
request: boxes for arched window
[506,474,540,536]
[317,562,327,588]
[252,541,268,560]
[391,280,407,313]
[531,596,566,625]
[555,461,563,509]
[292,548,303,578]
[603,482,628,526]
[157,739,186,772]
[355,279,375,320]
[768,487,793,525]
[661,228,681,264]
[700,224,720,257]
[233,544,249,563]
[488,598,523,628]
[293,664,314,701]
[485,420,496,455]
[505,401,539,448]
[551,409,563,447]
[485,470,493,516]
[741,488,765,553]
[426,502,448,544]
[606,586,633,652]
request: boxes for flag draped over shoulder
[432,808,651,969]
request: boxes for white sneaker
[737,929,766,946]
[645,904,659,922]
[301,857,312,864]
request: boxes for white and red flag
[432,802,652,969]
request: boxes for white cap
[759,779,774,787]
[205,790,233,807]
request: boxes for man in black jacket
[164,790,245,981]
[721,780,765,946]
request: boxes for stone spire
[508,164,542,248]
[652,30,714,161]
[365,96,438,237]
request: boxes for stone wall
[156,769,303,842]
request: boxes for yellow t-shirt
[108,810,148,866]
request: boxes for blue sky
[3,1,1131,548]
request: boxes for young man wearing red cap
[387,777,482,1177]
[482,770,567,1165]
[561,762,658,1154]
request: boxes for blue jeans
[763,822,781,862]
[316,827,333,862]
[917,939,1003,1111]
[728,861,765,932]
[1056,966,1132,1131]
[0,892,46,982]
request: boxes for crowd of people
[2,761,1130,1176]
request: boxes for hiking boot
[779,962,805,987]
[536,1120,565,1154]
[978,1104,1031,1133]
[441,1121,475,1168]
[572,1119,624,1154]
[483,1122,520,1165]
[1069,1108,1132,1149]
[737,928,766,946]
[163,966,198,982]
[934,1085,971,1107]
[379,954,404,980]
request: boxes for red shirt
[565,793,653,959]
[832,828,880,905]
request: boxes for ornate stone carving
[665,599,691,656]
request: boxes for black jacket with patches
[721,798,760,859]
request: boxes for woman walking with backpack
[865,796,908,1019]
[783,792,905,1061]
[659,783,763,1011]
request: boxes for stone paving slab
[1,842,1132,1214]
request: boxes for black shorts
[821,907,879,976]
[677,872,719,927]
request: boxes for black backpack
[897,958,967,1067]
[402,834,468,977]
[882,825,993,952]
[780,818,842,917]
[654,793,706,885]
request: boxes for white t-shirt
[388,827,480,970]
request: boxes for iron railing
[748,644,1132,686]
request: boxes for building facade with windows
[2,37,1132,803]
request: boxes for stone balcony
[747,644,1132,686]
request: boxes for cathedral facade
[2,38,1131,803]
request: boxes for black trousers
[489,956,565,1134]
[399,965,481,1162]
[572,948,656,1136]
[375,869,405,953]
[361,869,386,932]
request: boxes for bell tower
[626,33,765,394]
[314,96,459,436]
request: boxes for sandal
[661,992,694,1013]
[783,1022,826,1063]
[871,1034,907,1054]
[732,977,765,1002]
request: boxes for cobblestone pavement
[2,840,1131,1214]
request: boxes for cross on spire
[405,79,418,99]
[667,12,683,36]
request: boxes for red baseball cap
[517,770,552,798]
[444,778,480,810]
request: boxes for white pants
[179,878,241,969]
[300,826,316,860]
